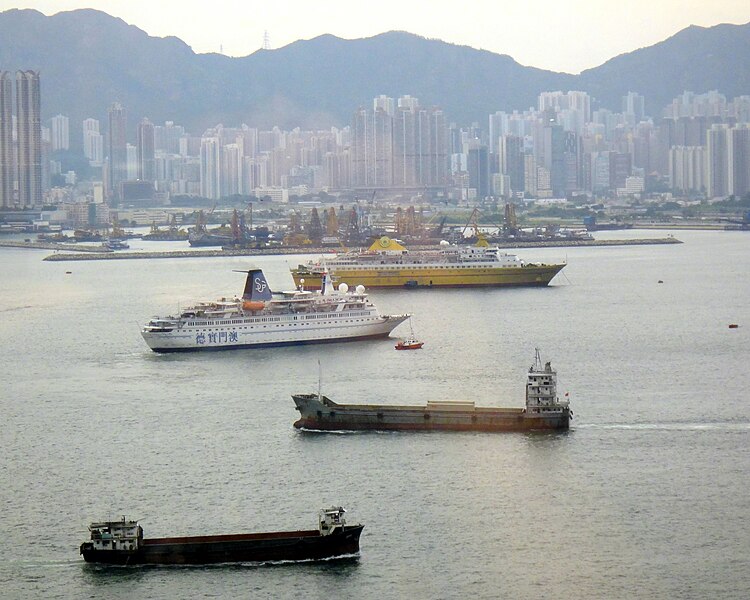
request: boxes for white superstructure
[141,269,409,352]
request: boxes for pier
[40,237,682,261]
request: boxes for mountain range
[1,8,749,137]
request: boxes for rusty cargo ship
[80,507,362,565]
[293,351,570,432]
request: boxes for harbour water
[1,230,749,599]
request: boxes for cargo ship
[291,237,565,289]
[80,507,363,565]
[293,350,570,432]
[141,269,409,352]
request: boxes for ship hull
[80,526,363,565]
[291,264,564,289]
[293,395,569,432]
[142,316,408,353]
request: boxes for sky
[2,0,749,73]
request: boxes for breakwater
[0,240,110,253]
[41,237,682,261]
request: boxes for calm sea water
[1,230,749,599]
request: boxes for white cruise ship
[141,269,409,352]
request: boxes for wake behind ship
[80,507,362,565]
[141,269,409,352]
[291,237,565,289]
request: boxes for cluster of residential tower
[1,73,750,218]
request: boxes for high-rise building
[0,71,13,208]
[373,95,394,116]
[729,124,750,198]
[352,107,370,187]
[622,92,646,123]
[356,96,447,190]
[126,143,138,180]
[542,124,567,196]
[136,118,156,182]
[499,135,525,195]
[428,108,448,186]
[154,121,185,154]
[669,146,705,193]
[200,136,221,199]
[351,105,393,188]
[50,114,69,151]
[393,105,417,186]
[221,143,241,196]
[609,152,632,190]
[108,102,127,202]
[523,153,537,196]
[707,124,730,198]
[467,141,489,198]
[372,107,393,187]
[488,111,509,155]
[83,118,104,166]
[16,70,42,207]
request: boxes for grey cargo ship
[293,351,570,432]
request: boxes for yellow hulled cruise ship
[291,237,565,289]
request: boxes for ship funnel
[239,269,273,301]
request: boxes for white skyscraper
[50,114,69,151]
[373,95,394,116]
[200,137,221,199]
[126,143,138,180]
[83,118,103,166]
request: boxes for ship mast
[317,359,322,401]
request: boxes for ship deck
[297,395,525,415]
[144,529,320,545]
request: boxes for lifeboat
[242,300,266,311]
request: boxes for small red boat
[395,338,424,350]
[728,324,739,329]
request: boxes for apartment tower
[16,70,42,207]
[0,71,12,208]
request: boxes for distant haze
[2,10,750,131]
[2,0,749,73]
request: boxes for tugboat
[395,339,424,350]
[80,507,363,565]
[293,350,571,432]
[395,318,424,350]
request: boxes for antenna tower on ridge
[263,30,271,50]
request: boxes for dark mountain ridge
[1,8,748,136]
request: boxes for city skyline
[1,1,748,74]
[36,88,750,207]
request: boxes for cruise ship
[291,237,565,289]
[141,269,409,352]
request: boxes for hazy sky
[3,0,749,73]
